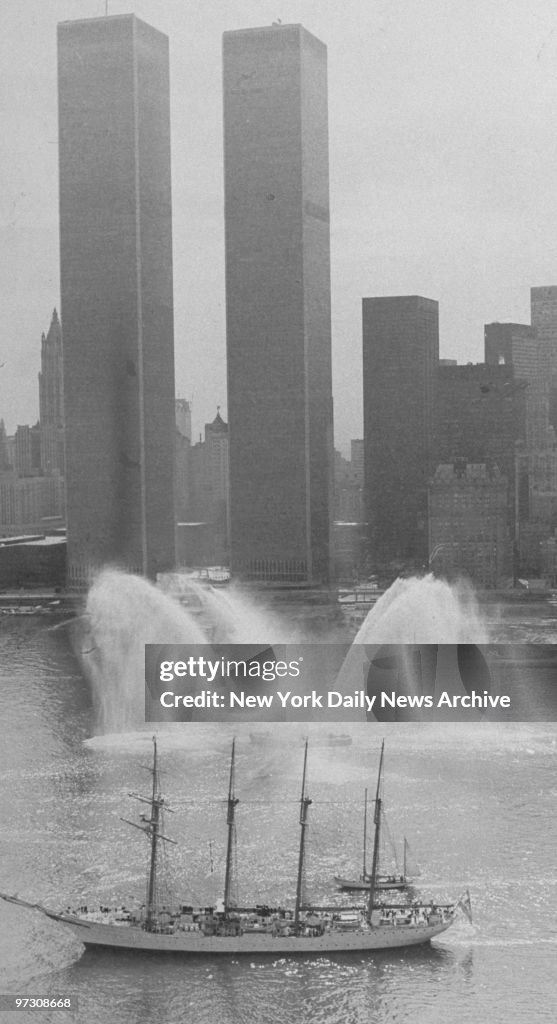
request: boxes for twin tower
[58,16,334,587]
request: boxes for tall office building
[429,462,512,589]
[58,15,176,585]
[531,287,557,434]
[436,360,527,567]
[531,286,557,364]
[485,321,549,447]
[437,361,526,482]
[223,24,334,583]
[39,308,65,475]
[362,295,438,567]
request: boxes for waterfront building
[436,360,526,550]
[14,424,41,478]
[485,318,557,573]
[363,295,438,568]
[428,461,512,588]
[186,410,230,565]
[334,445,364,524]
[484,322,548,448]
[175,399,192,524]
[223,24,334,583]
[0,421,11,473]
[0,475,65,532]
[531,287,557,434]
[531,286,557,366]
[350,439,364,483]
[58,15,176,585]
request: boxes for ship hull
[50,913,453,954]
[334,876,408,891]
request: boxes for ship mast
[223,738,239,915]
[294,739,312,935]
[362,787,368,878]
[366,739,384,923]
[121,736,176,932]
[146,738,161,927]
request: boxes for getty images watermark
[144,643,557,723]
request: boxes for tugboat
[0,740,471,954]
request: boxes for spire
[46,307,62,346]
[209,407,227,432]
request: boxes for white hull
[334,875,408,891]
[51,912,454,954]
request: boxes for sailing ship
[0,739,471,954]
[334,762,411,891]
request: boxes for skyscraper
[39,308,64,475]
[429,462,511,588]
[436,359,527,567]
[531,287,557,434]
[362,295,438,567]
[58,15,176,585]
[437,360,526,481]
[531,286,557,363]
[485,321,548,447]
[223,24,334,583]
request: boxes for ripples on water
[0,609,556,1023]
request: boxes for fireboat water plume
[76,570,296,736]
[335,575,491,716]
[77,569,492,735]
[76,569,208,735]
[159,573,295,643]
[355,575,488,645]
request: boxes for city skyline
[4,0,557,452]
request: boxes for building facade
[436,360,527,556]
[531,286,557,366]
[363,295,438,568]
[223,24,334,583]
[186,410,230,566]
[530,288,557,436]
[485,322,548,448]
[58,15,176,586]
[428,462,512,588]
[0,421,10,473]
[0,475,65,533]
[175,399,192,443]
[14,424,41,478]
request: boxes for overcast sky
[2,0,557,451]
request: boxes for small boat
[314,733,353,748]
[0,740,471,954]
[207,567,231,586]
[335,757,411,892]
[249,731,272,745]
